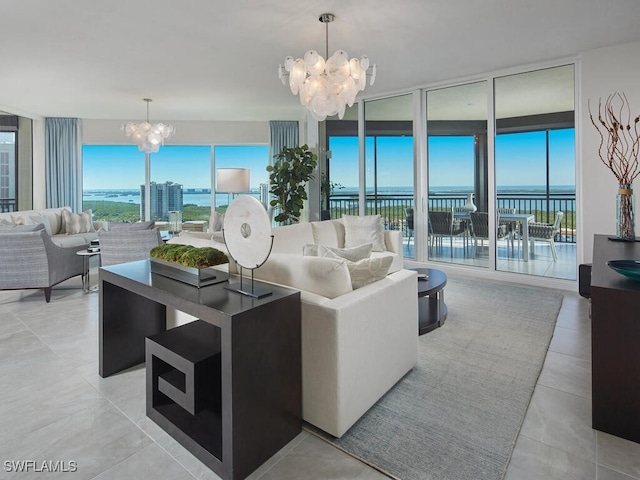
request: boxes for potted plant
[267,144,318,225]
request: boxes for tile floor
[1,277,639,480]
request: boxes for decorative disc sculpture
[223,195,274,298]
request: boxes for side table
[413,268,447,335]
[76,249,101,292]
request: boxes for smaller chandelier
[121,98,175,154]
[278,13,377,121]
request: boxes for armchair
[98,227,163,266]
[428,209,466,257]
[468,212,508,257]
[0,224,84,302]
[528,211,564,261]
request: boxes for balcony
[327,192,577,280]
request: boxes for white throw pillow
[303,243,373,262]
[62,209,95,235]
[318,247,393,289]
[342,215,386,252]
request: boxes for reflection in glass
[494,64,576,280]
[426,81,488,267]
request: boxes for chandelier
[121,98,175,153]
[278,13,377,121]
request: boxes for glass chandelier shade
[278,13,376,121]
[121,99,175,153]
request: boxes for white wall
[580,40,640,263]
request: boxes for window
[0,131,16,212]
[83,145,212,224]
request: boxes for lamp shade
[216,168,250,194]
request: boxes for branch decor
[589,92,640,240]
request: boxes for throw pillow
[303,243,373,262]
[62,209,95,235]
[347,255,393,289]
[318,248,393,289]
[11,215,53,236]
[342,215,386,252]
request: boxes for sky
[83,145,269,190]
[83,128,575,191]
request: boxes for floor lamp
[216,168,250,204]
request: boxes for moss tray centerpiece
[149,244,229,288]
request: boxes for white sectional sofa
[169,216,418,437]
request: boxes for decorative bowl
[607,260,640,281]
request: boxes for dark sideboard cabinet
[591,234,640,444]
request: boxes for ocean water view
[83,184,576,207]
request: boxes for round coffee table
[413,268,447,335]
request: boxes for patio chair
[404,207,414,246]
[428,209,466,257]
[528,211,564,261]
[497,207,517,255]
[468,212,508,257]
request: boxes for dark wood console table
[99,260,302,479]
[591,234,640,444]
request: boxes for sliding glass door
[364,94,415,258]
[426,81,488,267]
[494,65,576,280]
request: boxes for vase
[616,183,635,240]
[461,193,477,213]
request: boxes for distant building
[140,181,183,221]
[260,183,269,207]
[0,142,16,212]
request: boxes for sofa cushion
[42,207,70,235]
[254,253,353,299]
[303,243,373,262]
[51,233,93,248]
[271,222,314,254]
[343,215,386,252]
[311,219,345,248]
[62,209,95,234]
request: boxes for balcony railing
[327,192,577,243]
[0,198,17,213]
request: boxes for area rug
[307,276,564,480]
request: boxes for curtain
[268,121,299,223]
[269,121,298,166]
[45,118,82,211]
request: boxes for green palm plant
[267,144,318,225]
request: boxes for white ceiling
[1,0,640,122]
